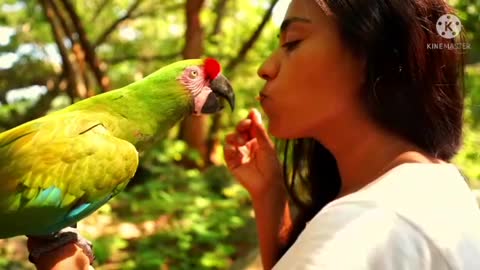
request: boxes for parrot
[0,58,235,264]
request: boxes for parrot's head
[177,58,235,115]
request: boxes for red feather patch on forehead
[204,58,221,80]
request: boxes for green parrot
[0,58,235,263]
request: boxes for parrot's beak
[202,74,235,113]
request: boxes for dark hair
[279,0,466,257]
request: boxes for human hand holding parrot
[0,58,235,266]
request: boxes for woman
[224,0,480,269]
[28,0,480,269]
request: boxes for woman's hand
[224,108,284,199]
[27,238,92,270]
[225,109,291,269]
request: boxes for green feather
[0,59,203,237]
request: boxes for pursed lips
[257,92,267,103]
[258,86,269,103]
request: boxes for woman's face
[258,0,364,138]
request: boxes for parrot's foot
[27,226,95,265]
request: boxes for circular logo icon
[436,14,462,39]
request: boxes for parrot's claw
[28,226,95,265]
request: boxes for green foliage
[451,0,480,62]
[464,65,480,126]
[89,163,253,270]
[454,65,480,186]
[94,235,129,265]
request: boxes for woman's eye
[282,40,301,51]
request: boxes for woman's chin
[267,120,315,139]
[268,125,300,140]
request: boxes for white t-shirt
[274,163,480,270]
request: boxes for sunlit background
[0,0,479,269]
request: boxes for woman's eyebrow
[280,17,312,34]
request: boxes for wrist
[251,181,287,209]
[248,169,285,199]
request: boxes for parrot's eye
[189,70,198,79]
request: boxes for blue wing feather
[41,193,114,235]
[27,187,63,208]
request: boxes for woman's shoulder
[284,163,480,270]
[325,163,479,220]
[322,163,480,250]
[275,201,451,269]
[276,197,480,270]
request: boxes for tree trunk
[178,0,208,167]
[60,0,111,92]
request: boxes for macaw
[0,58,235,263]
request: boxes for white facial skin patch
[193,87,213,115]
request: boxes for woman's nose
[257,52,279,81]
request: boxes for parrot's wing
[0,117,139,237]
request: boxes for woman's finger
[236,119,252,133]
[224,143,237,156]
[224,144,242,168]
[225,133,238,146]
[226,132,247,146]
[248,109,271,147]
[237,119,254,142]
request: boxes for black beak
[201,74,235,114]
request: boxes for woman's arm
[251,186,292,270]
[27,239,91,270]
[224,109,291,269]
